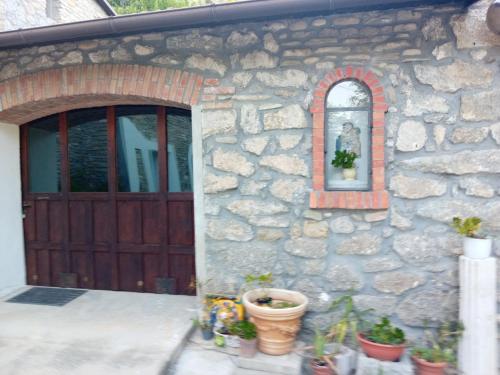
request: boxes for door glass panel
[116,106,159,193]
[167,108,192,192]
[28,115,61,192]
[68,108,108,192]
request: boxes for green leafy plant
[451,216,483,238]
[366,317,405,345]
[331,150,357,169]
[241,273,274,303]
[192,318,212,330]
[411,321,464,364]
[328,294,372,347]
[308,329,337,370]
[230,320,257,340]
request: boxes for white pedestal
[458,256,497,375]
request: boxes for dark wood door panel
[117,201,142,244]
[119,253,143,292]
[22,106,195,295]
[168,200,194,246]
[93,201,113,243]
[69,201,91,244]
[142,201,161,245]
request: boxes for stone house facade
[0,0,114,32]
[0,0,498,339]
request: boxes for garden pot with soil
[412,355,448,375]
[242,288,308,355]
[310,359,333,375]
[357,333,406,361]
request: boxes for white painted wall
[0,123,26,295]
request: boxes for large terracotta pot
[412,356,448,375]
[242,288,308,355]
[357,333,406,362]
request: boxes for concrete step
[235,346,303,375]
[233,369,269,375]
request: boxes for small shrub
[451,217,482,238]
[331,150,357,169]
[366,317,405,345]
[411,321,464,364]
[230,320,257,340]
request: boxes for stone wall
[0,0,499,339]
[0,0,108,32]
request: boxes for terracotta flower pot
[242,288,308,356]
[310,359,333,375]
[412,355,448,375]
[357,333,405,362]
[239,338,258,358]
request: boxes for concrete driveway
[0,287,196,375]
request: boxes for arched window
[325,80,371,191]
[310,67,388,209]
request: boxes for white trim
[191,105,206,295]
[0,122,26,294]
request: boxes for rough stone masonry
[0,0,499,339]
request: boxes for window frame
[309,67,389,209]
[325,79,372,192]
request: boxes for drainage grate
[6,287,87,306]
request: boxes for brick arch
[0,64,205,124]
[309,66,389,209]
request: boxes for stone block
[356,352,413,375]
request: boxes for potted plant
[326,295,370,374]
[193,318,214,341]
[411,321,464,375]
[310,329,336,375]
[331,150,358,180]
[230,320,258,358]
[357,316,406,362]
[452,216,492,259]
[241,273,308,355]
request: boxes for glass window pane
[28,115,61,193]
[68,108,108,192]
[326,110,370,190]
[327,80,369,108]
[167,108,192,192]
[116,106,159,193]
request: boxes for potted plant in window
[331,150,358,181]
[451,217,492,259]
[230,320,258,358]
[241,273,308,355]
[357,316,406,362]
[411,321,464,375]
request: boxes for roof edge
[96,0,117,16]
[0,0,471,50]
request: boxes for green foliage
[109,0,241,14]
[366,317,405,345]
[451,216,482,238]
[230,320,257,340]
[272,301,299,309]
[328,294,372,347]
[411,321,464,364]
[192,318,212,330]
[331,150,357,169]
[313,329,327,359]
[244,273,273,290]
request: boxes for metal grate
[6,287,87,307]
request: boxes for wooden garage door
[21,106,195,295]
